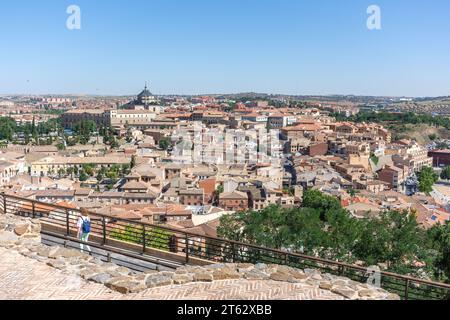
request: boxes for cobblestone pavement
[0,248,344,300]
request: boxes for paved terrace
[0,247,344,300]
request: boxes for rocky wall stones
[0,214,41,242]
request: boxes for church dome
[136,83,157,106]
[138,84,153,99]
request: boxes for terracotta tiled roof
[220,190,248,200]
[21,202,56,213]
[283,124,321,132]
[56,201,78,209]
[199,178,216,195]
[121,181,149,190]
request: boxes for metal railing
[1,192,449,300]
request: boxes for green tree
[121,164,131,176]
[31,116,38,144]
[323,208,362,262]
[353,217,391,266]
[217,190,443,280]
[440,167,450,180]
[283,187,295,196]
[96,172,104,182]
[218,205,327,256]
[110,137,119,149]
[217,212,246,242]
[427,222,450,283]
[159,138,171,150]
[348,188,357,197]
[125,128,133,143]
[57,142,66,151]
[66,167,74,178]
[67,138,77,147]
[302,189,342,221]
[106,169,119,181]
[73,120,97,145]
[214,185,224,203]
[355,210,425,272]
[370,154,379,165]
[58,168,66,177]
[79,170,88,182]
[0,117,16,141]
[436,142,449,150]
[82,164,95,177]
[24,132,30,145]
[418,167,438,194]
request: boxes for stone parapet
[0,214,41,244]
[0,214,399,300]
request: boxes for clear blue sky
[0,0,449,97]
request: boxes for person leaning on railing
[77,209,92,254]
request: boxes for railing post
[185,234,189,264]
[32,202,36,219]
[338,265,345,276]
[404,279,410,300]
[102,217,106,245]
[3,194,7,215]
[66,209,70,236]
[231,242,236,263]
[142,225,146,254]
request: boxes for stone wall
[0,214,41,243]
[0,214,399,300]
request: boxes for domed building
[122,83,160,111]
[137,84,157,105]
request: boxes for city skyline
[1,0,450,97]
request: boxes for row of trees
[0,116,126,151]
[99,125,119,149]
[53,162,133,189]
[217,189,449,283]
[64,121,121,149]
[79,163,131,184]
[60,123,118,149]
[335,111,450,130]
[72,120,97,145]
[0,116,61,144]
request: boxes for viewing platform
[0,193,449,300]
